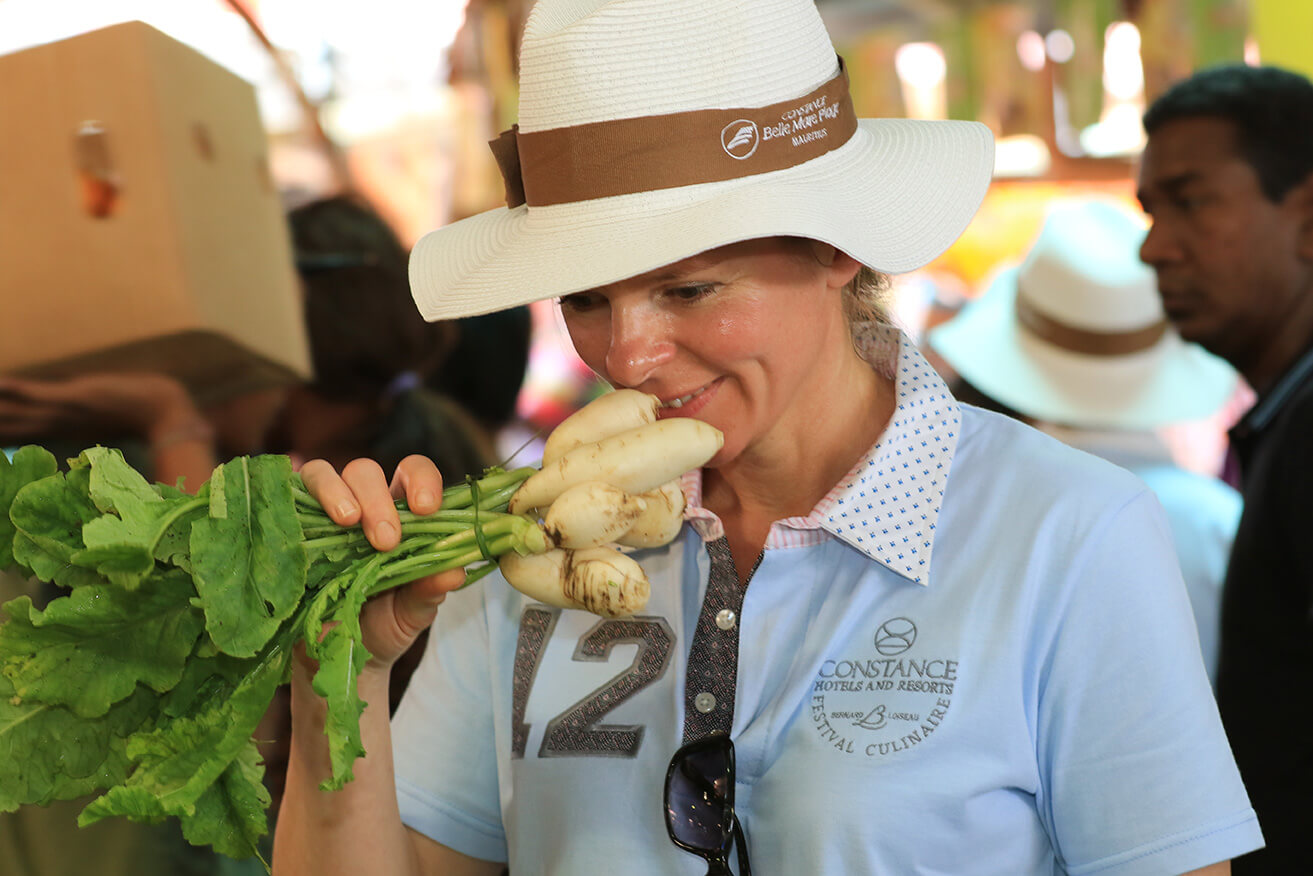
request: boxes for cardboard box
[0,21,311,405]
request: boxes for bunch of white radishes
[499,390,722,618]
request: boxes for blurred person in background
[271,194,499,483]
[0,371,282,497]
[426,306,533,461]
[1137,64,1313,875]
[929,197,1241,689]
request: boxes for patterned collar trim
[680,324,961,585]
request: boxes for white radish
[509,418,723,516]
[499,546,650,617]
[542,389,661,466]
[616,479,687,548]
[544,481,648,549]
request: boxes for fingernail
[374,519,397,544]
[336,501,358,518]
[415,489,435,509]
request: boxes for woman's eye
[558,292,601,313]
[666,284,715,303]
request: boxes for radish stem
[300,468,548,594]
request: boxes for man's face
[1137,116,1309,369]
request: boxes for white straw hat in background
[928,197,1238,430]
[408,0,995,320]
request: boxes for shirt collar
[1231,342,1313,444]
[680,324,961,586]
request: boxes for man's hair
[1143,64,1313,202]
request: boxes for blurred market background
[1,0,1309,466]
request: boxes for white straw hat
[408,0,995,320]
[928,197,1238,430]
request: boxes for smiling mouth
[662,385,709,409]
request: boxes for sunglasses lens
[665,742,733,851]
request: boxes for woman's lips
[658,379,719,418]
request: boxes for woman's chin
[702,440,739,471]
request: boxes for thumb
[390,569,467,642]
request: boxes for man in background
[1138,64,1313,875]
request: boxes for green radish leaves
[0,571,204,716]
[78,628,290,832]
[0,675,158,812]
[190,456,308,657]
[0,444,539,861]
[0,445,58,571]
[180,743,273,860]
[8,463,106,589]
[75,447,207,589]
[304,557,381,791]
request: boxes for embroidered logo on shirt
[810,616,957,758]
[874,616,917,655]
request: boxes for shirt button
[694,692,717,713]
[715,609,737,631]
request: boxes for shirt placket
[682,536,754,742]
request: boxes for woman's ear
[803,239,861,291]
[809,240,836,266]
[814,244,862,291]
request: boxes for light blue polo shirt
[392,328,1262,874]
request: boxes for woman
[273,1,1261,874]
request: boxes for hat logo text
[721,120,760,160]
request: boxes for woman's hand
[277,453,472,876]
[299,454,468,672]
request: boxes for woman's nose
[605,304,675,387]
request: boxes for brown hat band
[1015,294,1168,356]
[489,59,860,208]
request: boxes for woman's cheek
[707,310,766,358]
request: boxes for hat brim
[409,118,994,320]
[928,267,1238,429]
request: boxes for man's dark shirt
[1216,343,1313,875]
